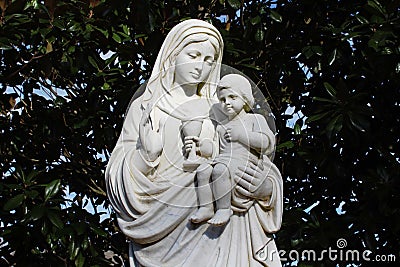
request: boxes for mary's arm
[105,97,163,219]
[233,156,283,232]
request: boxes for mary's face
[174,40,216,87]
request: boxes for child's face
[217,88,246,116]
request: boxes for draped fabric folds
[105,19,283,267]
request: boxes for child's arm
[248,114,275,154]
[228,114,274,154]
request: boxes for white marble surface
[105,19,283,267]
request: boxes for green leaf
[88,56,98,70]
[306,111,331,123]
[240,63,262,71]
[102,82,111,90]
[255,28,265,42]
[122,24,130,35]
[47,210,63,228]
[26,190,39,199]
[312,97,337,104]
[75,252,85,267]
[45,179,61,201]
[367,0,386,16]
[328,49,337,65]
[91,225,108,237]
[69,239,79,260]
[134,33,147,39]
[270,10,282,23]
[93,26,109,38]
[355,14,369,24]
[112,33,122,43]
[312,46,323,56]
[302,46,314,59]
[323,82,337,97]
[326,114,343,136]
[0,43,13,50]
[227,0,241,9]
[4,194,25,211]
[30,205,46,221]
[105,53,118,67]
[73,222,87,235]
[26,170,41,182]
[348,112,369,132]
[73,118,89,129]
[291,238,303,247]
[294,124,301,135]
[276,141,294,150]
[250,16,261,25]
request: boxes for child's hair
[217,74,255,112]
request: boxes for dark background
[1,0,399,266]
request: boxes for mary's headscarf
[140,19,224,121]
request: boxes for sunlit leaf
[355,14,369,24]
[75,252,85,267]
[294,124,301,135]
[251,16,261,25]
[255,28,265,42]
[323,82,337,97]
[112,33,122,43]
[367,0,386,16]
[45,179,61,201]
[276,141,294,150]
[102,82,111,90]
[227,0,241,9]
[270,10,282,23]
[88,56,98,69]
[328,49,337,65]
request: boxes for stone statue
[105,19,283,267]
[190,74,275,227]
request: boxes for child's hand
[224,126,244,142]
[184,136,199,156]
[184,137,213,158]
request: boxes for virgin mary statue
[105,19,283,267]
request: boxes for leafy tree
[1,0,399,266]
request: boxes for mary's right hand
[139,104,163,161]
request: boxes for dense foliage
[1,0,399,266]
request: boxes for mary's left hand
[233,160,273,200]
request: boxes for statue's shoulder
[246,113,267,123]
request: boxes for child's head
[217,74,255,112]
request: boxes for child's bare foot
[207,209,233,226]
[190,207,214,223]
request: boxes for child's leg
[190,163,214,223]
[208,163,233,226]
